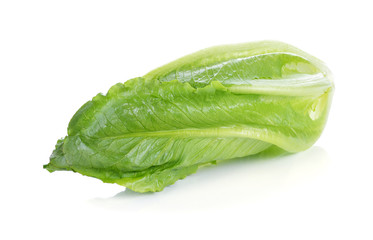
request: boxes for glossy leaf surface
[44,41,334,192]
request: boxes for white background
[1,0,372,239]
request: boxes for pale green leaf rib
[228,73,332,96]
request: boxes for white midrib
[227,73,333,96]
[101,126,259,138]
[89,126,306,152]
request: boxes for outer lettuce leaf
[45,78,332,192]
[44,41,334,192]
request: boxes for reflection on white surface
[89,146,330,212]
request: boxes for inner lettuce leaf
[44,41,334,192]
[145,40,332,89]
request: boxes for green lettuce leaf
[145,40,332,89]
[44,41,334,192]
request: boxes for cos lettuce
[44,41,334,192]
